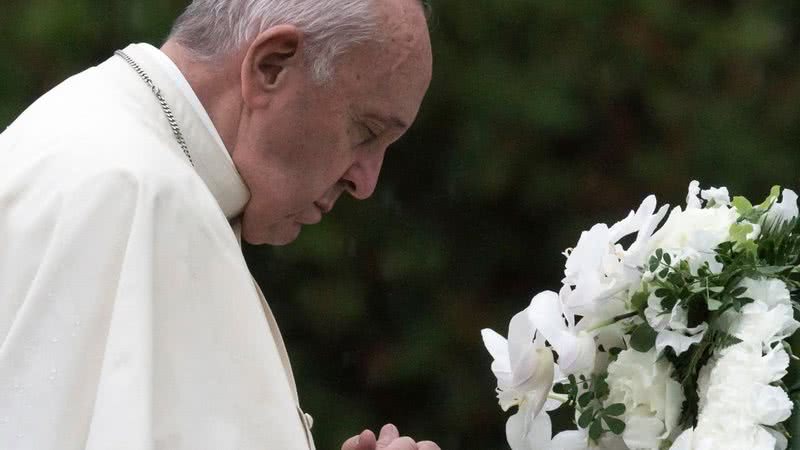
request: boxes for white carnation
[673,343,792,450]
[606,349,683,450]
[728,278,799,347]
[671,278,796,450]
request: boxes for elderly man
[0,0,436,449]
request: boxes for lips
[314,201,333,214]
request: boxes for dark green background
[2,1,800,448]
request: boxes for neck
[160,41,243,156]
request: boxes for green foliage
[630,322,657,352]
[561,374,626,443]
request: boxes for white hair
[168,0,382,82]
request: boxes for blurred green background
[2,0,800,448]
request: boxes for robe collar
[121,43,250,221]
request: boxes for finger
[341,430,376,450]
[376,424,400,448]
[386,436,418,450]
[358,429,377,449]
[341,435,360,450]
[417,441,441,450]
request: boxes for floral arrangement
[482,182,800,450]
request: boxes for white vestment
[0,43,316,450]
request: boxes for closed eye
[359,123,380,146]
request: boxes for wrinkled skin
[164,0,432,245]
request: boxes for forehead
[329,0,432,116]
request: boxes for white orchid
[764,188,798,227]
[528,290,597,377]
[482,304,556,450]
[562,196,669,318]
[483,289,603,449]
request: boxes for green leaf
[649,256,659,273]
[757,185,782,210]
[730,286,748,297]
[732,196,753,215]
[578,408,594,428]
[707,298,723,311]
[630,323,657,352]
[663,253,672,265]
[603,416,626,434]
[655,288,670,298]
[578,391,594,408]
[604,403,626,416]
[589,418,603,441]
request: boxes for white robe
[0,43,316,450]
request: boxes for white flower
[673,278,796,450]
[562,196,669,317]
[672,343,792,450]
[505,395,554,450]
[482,310,554,414]
[547,428,628,450]
[700,186,730,207]
[606,349,683,450]
[644,296,707,356]
[484,295,586,450]
[764,188,798,226]
[647,187,738,274]
[528,290,597,376]
[686,181,702,209]
[727,278,799,347]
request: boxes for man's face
[232,1,432,245]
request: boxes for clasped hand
[341,424,440,450]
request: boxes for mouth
[314,201,333,214]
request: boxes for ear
[241,25,303,108]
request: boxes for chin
[242,220,302,246]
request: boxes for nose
[342,148,386,200]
